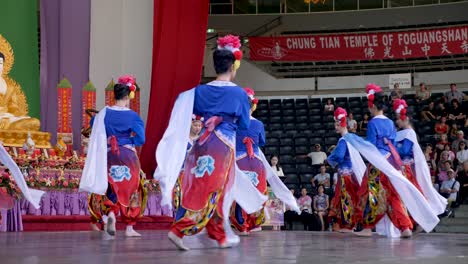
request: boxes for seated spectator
[449,123,459,141]
[444,83,465,103]
[432,176,440,192]
[324,99,334,112]
[438,158,452,182]
[313,185,329,231]
[359,113,369,132]
[424,144,436,175]
[434,117,449,138]
[270,155,285,178]
[347,113,357,133]
[284,189,299,230]
[448,99,466,126]
[416,82,431,103]
[444,144,456,161]
[436,134,450,151]
[440,169,460,216]
[435,101,448,120]
[298,188,314,230]
[421,101,437,122]
[312,165,330,187]
[456,142,468,170]
[452,131,468,152]
[298,144,328,167]
[457,161,468,204]
[391,83,404,99]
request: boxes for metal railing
[209,0,467,15]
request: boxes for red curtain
[140,0,209,176]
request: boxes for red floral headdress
[217,35,243,70]
[393,99,408,121]
[117,75,137,99]
[191,114,204,122]
[334,107,347,128]
[366,83,383,108]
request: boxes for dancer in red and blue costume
[327,107,366,232]
[155,35,268,251]
[80,75,146,238]
[230,88,267,235]
[393,99,447,217]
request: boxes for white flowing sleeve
[259,150,300,213]
[343,133,440,232]
[397,129,447,215]
[79,107,108,195]
[0,145,44,209]
[153,89,195,209]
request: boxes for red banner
[249,25,468,61]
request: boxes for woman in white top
[347,113,358,133]
[270,155,285,178]
[456,141,468,170]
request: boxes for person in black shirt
[448,99,466,126]
[421,101,437,122]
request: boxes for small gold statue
[55,134,67,157]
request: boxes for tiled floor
[0,230,467,264]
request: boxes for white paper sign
[389,73,412,89]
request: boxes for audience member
[416,82,431,102]
[452,131,468,152]
[437,159,452,182]
[298,144,328,167]
[444,144,456,161]
[436,134,450,151]
[449,123,459,141]
[359,113,369,132]
[435,101,448,120]
[448,99,466,126]
[347,113,357,133]
[434,117,449,138]
[456,141,468,170]
[421,101,437,122]
[324,99,335,112]
[445,83,465,103]
[424,144,437,175]
[440,169,460,216]
[283,189,299,230]
[270,155,285,178]
[457,161,468,204]
[313,185,329,231]
[298,188,314,230]
[432,176,440,192]
[312,165,330,187]
[391,83,404,99]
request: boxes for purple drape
[40,0,91,149]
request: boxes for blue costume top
[366,115,396,155]
[193,81,250,139]
[236,117,266,157]
[91,107,145,147]
[396,138,414,161]
[327,138,352,170]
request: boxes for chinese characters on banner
[82,81,96,128]
[249,26,468,61]
[57,78,72,133]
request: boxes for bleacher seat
[269,123,282,131]
[284,123,296,131]
[283,109,295,117]
[283,175,300,184]
[297,123,309,131]
[280,138,294,146]
[280,146,294,155]
[270,116,282,124]
[310,137,323,145]
[295,146,309,155]
[296,115,309,123]
[296,109,308,116]
[309,116,322,123]
[280,155,295,164]
[270,109,281,116]
[283,115,295,124]
[294,137,309,146]
[267,137,280,146]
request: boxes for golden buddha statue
[0,35,40,131]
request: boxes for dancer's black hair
[213,49,235,74]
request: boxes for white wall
[318,74,390,90]
[414,70,468,86]
[204,56,316,92]
[89,0,153,122]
